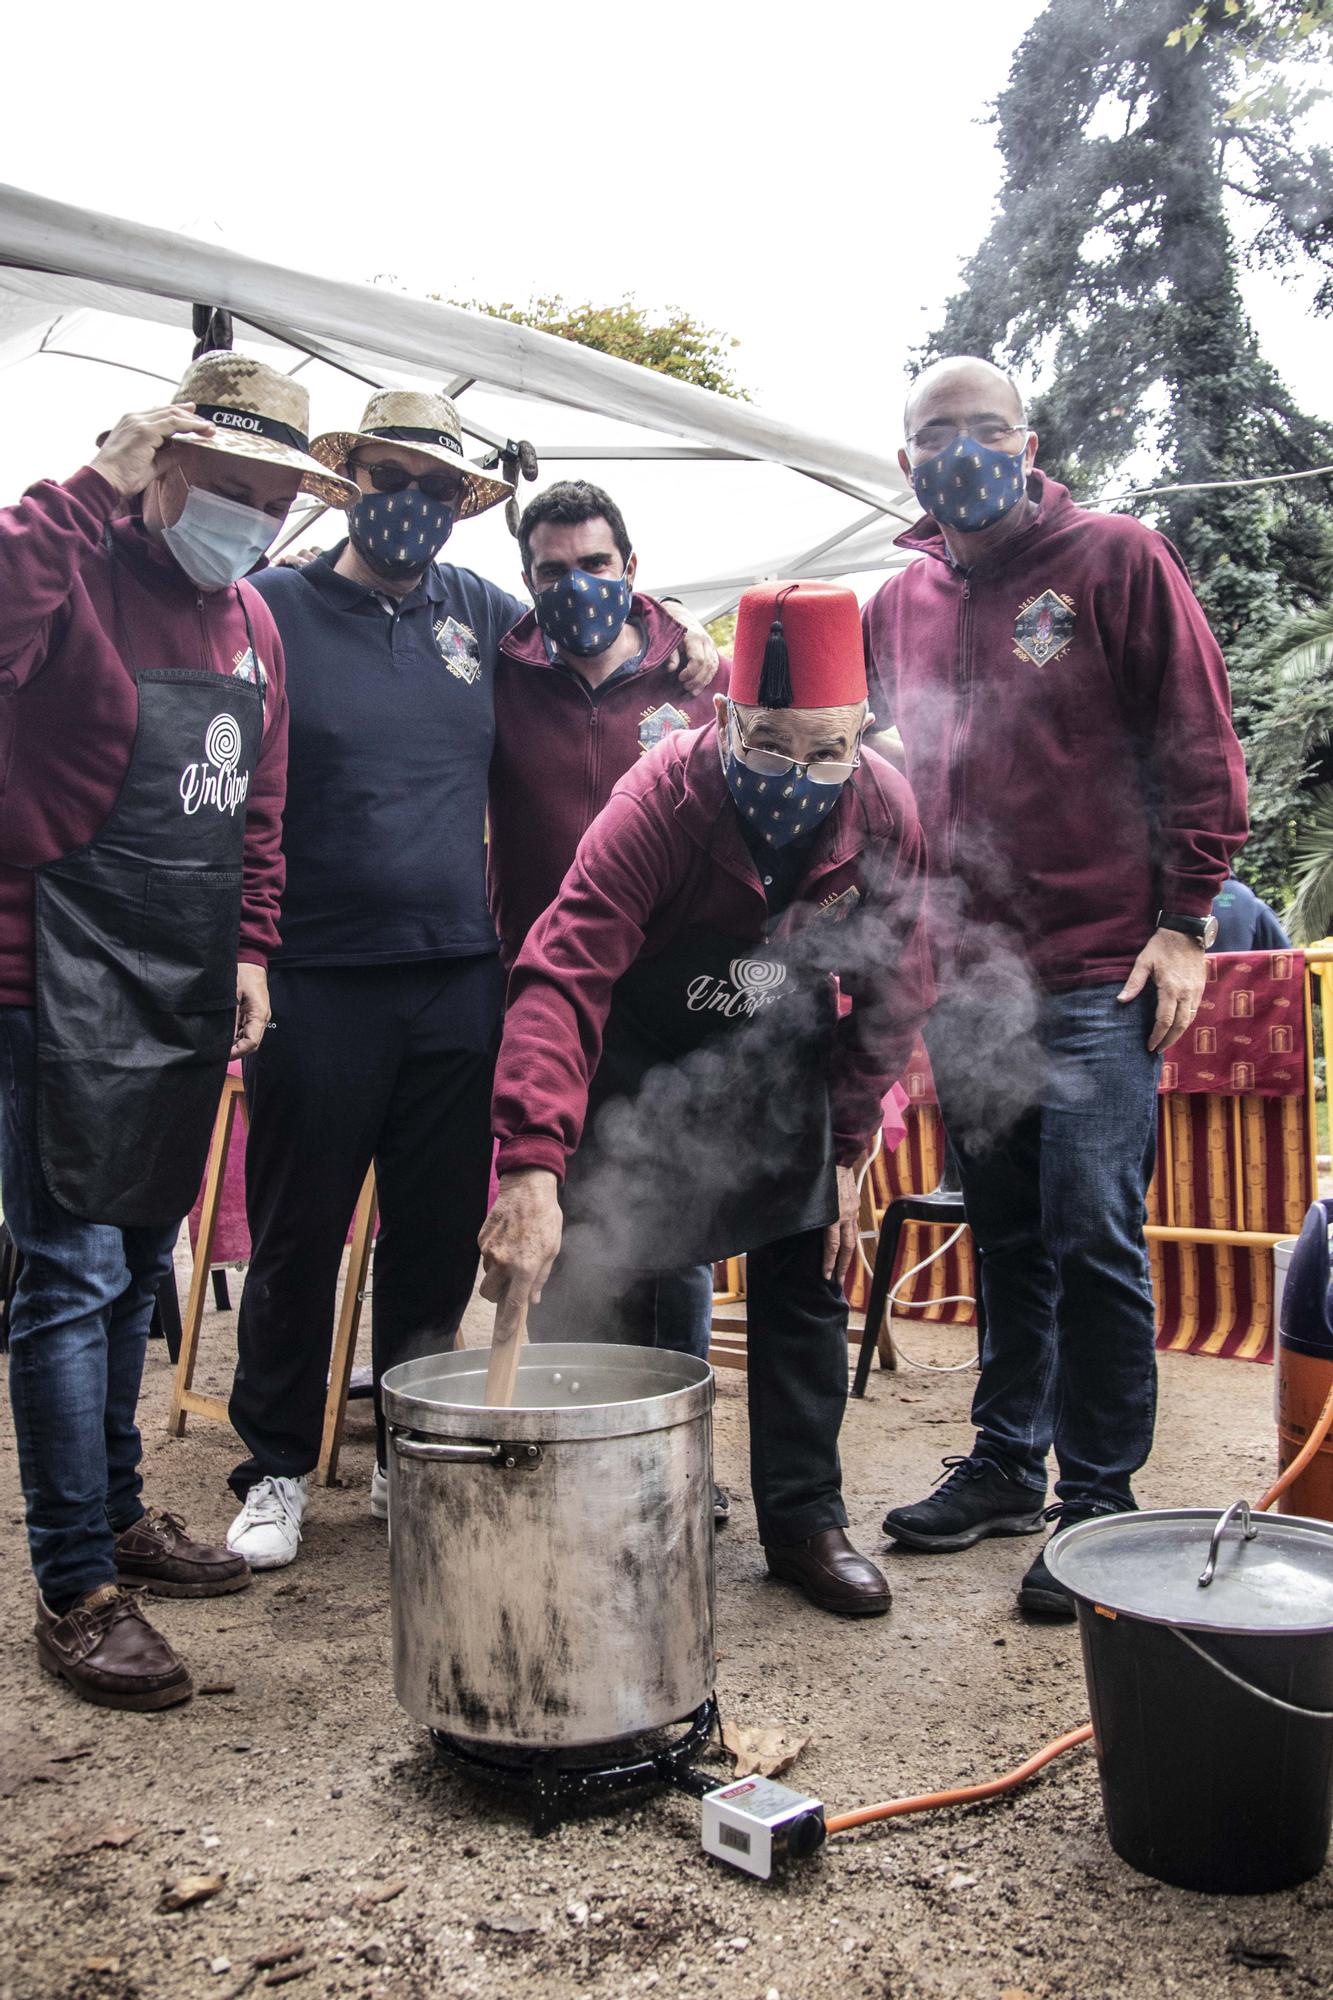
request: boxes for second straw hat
[310,390,513,520]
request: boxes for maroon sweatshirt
[493,724,935,1181]
[0,466,288,1008]
[862,471,1248,991]
[488,595,730,965]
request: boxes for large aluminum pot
[382,1342,715,1751]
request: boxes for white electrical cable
[855,1136,979,1375]
[1089,461,1333,508]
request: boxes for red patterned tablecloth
[1161,950,1305,1096]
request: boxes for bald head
[903,356,1025,440]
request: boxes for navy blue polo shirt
[251,544,523,966]
[1210,876,1291,953]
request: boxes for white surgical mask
[161,481,281,590]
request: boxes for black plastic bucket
[1047,1504,1333,1894]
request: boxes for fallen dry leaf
[254,1944,304,1971]
[56,1820,141,1857]
[0,1733,91,1798]
[720,1721,811,1780]
[160,1873,226,1911]
[1228,1941,1295,1971]
[355,1879,406,1909]
[84,1960,120,1975]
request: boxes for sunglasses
[354,459,464,506]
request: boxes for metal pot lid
[1045,1506,1333,1635]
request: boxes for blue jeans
[0,1008,177,1612]
[929,984,1161,1512]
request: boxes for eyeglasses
[906,421,1030,455]
[730,707,861,785]
[353,459,465,506]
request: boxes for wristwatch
[1157,911,1219,950]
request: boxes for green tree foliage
[1244,597,1333,932]
[705,609,739,652]
[921,0,1333,901]
[1168,1,1333,121]
[455,295,749,401]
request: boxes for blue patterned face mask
[534,567,633,656]
[911,434,1027,532]
[724,750,844,848]
[349,488,455,578]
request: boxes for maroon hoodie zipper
[944,578,973,874]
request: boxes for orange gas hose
[827,1373,1333,1838]
[824,1723,1094,1834]
[1256,1374,1333,1512]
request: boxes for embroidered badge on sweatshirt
[1013,589,1076,668]
[435,616,482,684]
[638,702,689,754]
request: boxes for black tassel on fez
[758,585,799,708]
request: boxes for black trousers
[228,958,503,1495]
[534,1223,848,1547]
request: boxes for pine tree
[923,0,1333,901]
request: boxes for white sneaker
[225,1475,308,1570]
[370,1465,389,1522]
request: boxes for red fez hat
[730,580,867,710]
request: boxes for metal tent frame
[0,186,918,616]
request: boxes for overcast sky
[1,1,1328,601]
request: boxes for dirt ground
[1,1250,1330,2000]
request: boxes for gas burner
[430,1696,720,1834]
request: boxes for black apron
[564,919,840,1270]
[33,556,264,1227]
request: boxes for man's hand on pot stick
[823,1163,861,1285]
[1117,927,1208,1052]
[478,1169,564,1307]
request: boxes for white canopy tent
[0,186,919,617]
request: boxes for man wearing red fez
[481,581,934,1617]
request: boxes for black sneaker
[713,1484,732,1526]
[1017,1505,1105,1619]
[882,1456,1046,1552]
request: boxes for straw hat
[170,351,357,511]
[310,390,513,521]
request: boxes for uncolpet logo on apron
[180,714,251,817]
[686,957,788,1018]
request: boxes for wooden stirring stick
[484,1285,528,1407]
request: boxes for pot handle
[1197,1498,1258,1588]
[1171,1628,1333,1722]
[390,1431,542,1470]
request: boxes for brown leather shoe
[36,1585,193,1710]
[115,1510,250,1598]
[764,1528,892,1617]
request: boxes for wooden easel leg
[168,1077,241,1438]
[317,1169,378,1487]
[708,1255,748,1370]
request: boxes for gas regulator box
[701,1777,826,1879]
